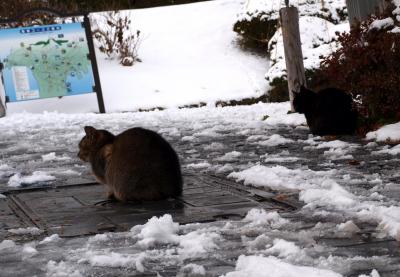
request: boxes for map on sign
[0,23,95,102]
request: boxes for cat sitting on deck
[293,86,358,136]
[78,126,182,202]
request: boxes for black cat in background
[293,86,357,136]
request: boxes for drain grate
[0,172,295,239]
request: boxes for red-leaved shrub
[319,16,400,129]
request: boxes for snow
[238,0,347,23]
[336,220,361,234]
[265,239,302,258]
[366,122,400,142]
[359,269,381,277]
[229,162,400,241]
[243,209,289,228]
[256,134,294,147]
[0,1,399,274]
[222,255,342,277]
[7,171,56,187]
[0,240,16,251]
[134,214,220,257]
[372,144,400,156]
[180,263,206,275]
[217,151,242,161]
[42,152,71,162]
[370,17,395,30]
[235,0,350,84]
[87,252,138,268]
[6,0,268,114]
[267,17,349,82]
[228,164,337,191]
[8,227,43,236]
[46,261,83,277]
[178,230,219,257]
[186,161,212,169]
[299,179,357,209]
[22,244,38,256]
[39,234,61,244]
[136,214,179,247]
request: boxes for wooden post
[280,6,306,112]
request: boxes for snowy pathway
[0,103,400,276]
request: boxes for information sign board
[0,22,95,102]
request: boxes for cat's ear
[84,126,97,136]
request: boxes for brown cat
[78,126,182,202]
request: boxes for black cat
[293,86,357,136]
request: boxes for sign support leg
[83,14,106,114]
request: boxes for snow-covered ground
[4,0,269,114]
[0,103,400,276]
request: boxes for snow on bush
[234,0,348,84]
[91,11,141,66]
[267,17,348,82]
[237,0,346,23]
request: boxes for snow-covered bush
[234,0,347,54]
[233,15,277,53]
[92,11,141,66]
[234,0,348,101]
[319,3,400,131]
